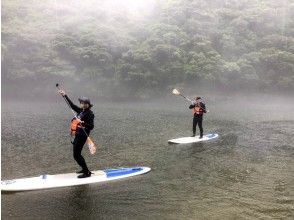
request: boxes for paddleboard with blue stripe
[168,133,218,144]
[1,167,151,192]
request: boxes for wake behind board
[168,133,218,144]
[1,167,151,192]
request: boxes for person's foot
[76,170,84,174]
[199,136,203,139]
[77,171,91,178]
[191,134,195,137]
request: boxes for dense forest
[2,0,294,99]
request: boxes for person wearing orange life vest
[189,97,206,138]
[58,90,95,178]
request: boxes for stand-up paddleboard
[168,133,218,144]
[1,167,151,192]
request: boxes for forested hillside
[2,0,294,98]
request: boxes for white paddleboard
[168,133,218,144]
[1,167,151,192]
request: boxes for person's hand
[58,90,66,96]
[76,118,84,124]
[191,101,196,105]
[76,118,85,128]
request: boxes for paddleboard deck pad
[168,133,218,144]
[1,167,151,192]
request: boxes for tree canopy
[2,0,294,98]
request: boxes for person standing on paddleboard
[189,97,206,138]
[58,90,94,178]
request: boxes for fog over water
[1,0,294,219]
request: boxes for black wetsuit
[64,95,94,173]
[189,102,206,137]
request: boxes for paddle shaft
[179,94,192,102]
[177,92,208,112]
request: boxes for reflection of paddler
[189,97,206,138]
[59,90,95,178]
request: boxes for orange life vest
[193,104,203,115]
[70,118,79,136]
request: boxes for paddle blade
[87,137,96,155]
[172,88,180,95]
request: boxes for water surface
[2,98,294,219]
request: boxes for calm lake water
[2,96,294,219]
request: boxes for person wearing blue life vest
[59,90,94,178]
[189,97,206,138]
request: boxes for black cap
[196,97,201,100]
[78,97,93,107]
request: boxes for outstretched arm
[59,90,81,113]
[64,95,81,113]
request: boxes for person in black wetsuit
[59,90,94,178]
[189,97,206,138]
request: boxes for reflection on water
[2,100,294,219]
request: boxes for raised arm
[60,91,81,113]
[64,95,81,113]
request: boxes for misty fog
[1,0,294,219]
[2,0,294,102]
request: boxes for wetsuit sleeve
[82,113,94,130]
[189,104,195,109]
[201,103,207,113]
[64,95,80,113]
